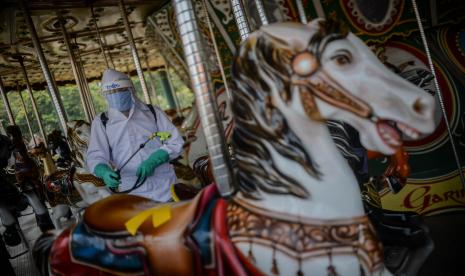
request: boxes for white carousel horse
[228,20,435,275]
[66,120,111,205]
[66,120,91,169]
[33,20,435,276]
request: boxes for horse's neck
[42,152,57,176]
[76,146,87,169]
[236,115,365,220]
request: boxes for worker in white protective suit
[86,69,184,202]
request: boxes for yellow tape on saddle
[125,205,172,236]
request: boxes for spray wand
[111,131,171,193]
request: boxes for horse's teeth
[381,131,401,147]
[397,122,420,139]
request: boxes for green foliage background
[0,69,194,140]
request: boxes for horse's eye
[332,54,351,66]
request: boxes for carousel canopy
[0,0,169,91]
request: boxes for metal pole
[126,62,131,76]
[172,0,233,196]
[158,69,177,111]
[19,0,68,133]
[0,77,15,125]
[104,36,116,69]
[17,84,36,145]
[57,12,93,122]
[18,56,47,144]
[295,0,308,24]
[147,16,189,72]
[411,0,465,187]
[118,0,151,105]
[254,0,269,26]
[75,43,96,119]
[143,51,160,106]
[201,0,231,101]
[78,60,96,120]
[231,0,250,40]
[90,5,110,68]
[162,62,183,116]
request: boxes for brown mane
[230,19,348,199]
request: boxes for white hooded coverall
[86,97,184,202]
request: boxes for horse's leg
[23,190,55,232]
[51,204,72,229]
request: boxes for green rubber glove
[136,149,169,183]
[94,163,120,189]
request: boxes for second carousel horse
[34,20,435,275]
[6,125,54,232]
[29,142,81,228]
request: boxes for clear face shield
[102,83,135,112]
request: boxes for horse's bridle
[69,121,88,147]
[288,35,377,122]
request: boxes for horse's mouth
[376,120,420,149]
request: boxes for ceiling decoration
[0,0,169,92]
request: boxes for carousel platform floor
[1,206,465,275]
[2,206,41,276]
[1,205,76,276]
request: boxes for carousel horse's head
[66,120,91,168]
[66,120,90,148]
[231,19,435,198]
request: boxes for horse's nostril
[413,98,426,114]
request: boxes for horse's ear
[306,18,325,29]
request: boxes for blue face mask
[105,90,133,111]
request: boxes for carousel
[0,0,464,275]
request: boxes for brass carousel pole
[57,12,93,122]
[16,82,36,145]
[172,0,233,196]
[411,0,465,187]
[19,0,68,134]
[230,0,250,40]
[17,55,47,144]
[0,77,15,125]
[118,0,152,105]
